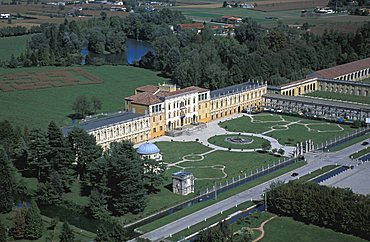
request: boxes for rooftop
[210,82,264,98]
[126,92,163,106]
[263,93,370,111]
[177,23,204,30]
[172,171,193,179]
[136,85,159,93]
[312,57,370,79]
[62,111,145,135]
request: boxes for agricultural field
[305,91,370,105]
[172,5,370,34]
[0,65,166,128]
[0,35,31,61]
[220,113,356,145]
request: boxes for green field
[262,215,367,242]
[208,134,269,150]
[172,7,369,33]
[0,35,31,61]
[0,66,166,128]
[155,141,212,163]
[220,114,356,145]
[305,91,370,105]
[350,147,370,159]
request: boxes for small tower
[136,142,162,161]
[172,171,195,196]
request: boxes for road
[139,137,369,241]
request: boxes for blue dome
[137,142,160,155]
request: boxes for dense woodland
[0,120,165,241]
[3,9,370,87]
[267,181,370,240]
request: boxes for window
[160,126,163,131]
[153,128,156,133]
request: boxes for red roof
[313,57,370,79]
[136,85,159,93]
[177,23,204,30]
[125,92,162,106]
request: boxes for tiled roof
[136,85,159,93]
[125,92,163,106]
[313,57,370,79]
[62,111,145,135]
[177,23,204,29]
[161,86,208,98]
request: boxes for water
[80,38,153,65]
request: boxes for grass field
[329,132,370,152]
[0,65,166,128]
[296,165,339,183]
[155,141,212,163]
[262,215,367,242]
[220,114,356,145]
[0,35,31,61]
[172,6,370,34]
[305,91,370,105]
[350,147,370,159]
[208,134,269,149]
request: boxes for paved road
[139,137,369,241]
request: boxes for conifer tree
[11,208,27,240]
[0,221,7,242]
[24,200,43,240]
[60,222,75,242]
[68,128,102,181]
[95,224,110,242]
[47,121,75,190]
[0,146,15,213]
[109,223,128,242]
[28,129,51,182]
[108,141,146,215]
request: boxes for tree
[107,141,146,215]
[8,54,18,68]
[10,208,27,239]
[261,141,271,151]
[109,223,129,242]
[68,128,102,181]
[0,146,15,213]
[60,222,75,242]
[95,224,110,242]
[36,181,60,205]
[143,158,166,193]
[0,221,7,242]
[87,189,110,219]
[278,148,285,156]
[24,200,43,240]
[28,129,51,182]
[91,96,102,114]
[47,121,74,190]
[72,96,91,118]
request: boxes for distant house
[221,15,242,24]
[176,23,204,33]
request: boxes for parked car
[291,172,299,177]
[361,141,369,146]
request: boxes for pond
[81,38,153,65]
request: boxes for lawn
[220,113,356,146]
[0,35,31,61]
[0,65,166,129]
[155,141,212,163]
[359,77,370,84]
[296,165,339,183]
[305,91,370,105]
[178,150,281,191]
[329,132,370,152]
[262,215,367,242]
[208,134,269,150]
[350,147,370,159]
[171,201,254,241]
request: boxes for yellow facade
[280,79,318,96]
[198,100,211,123]
[150,112,166,139]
